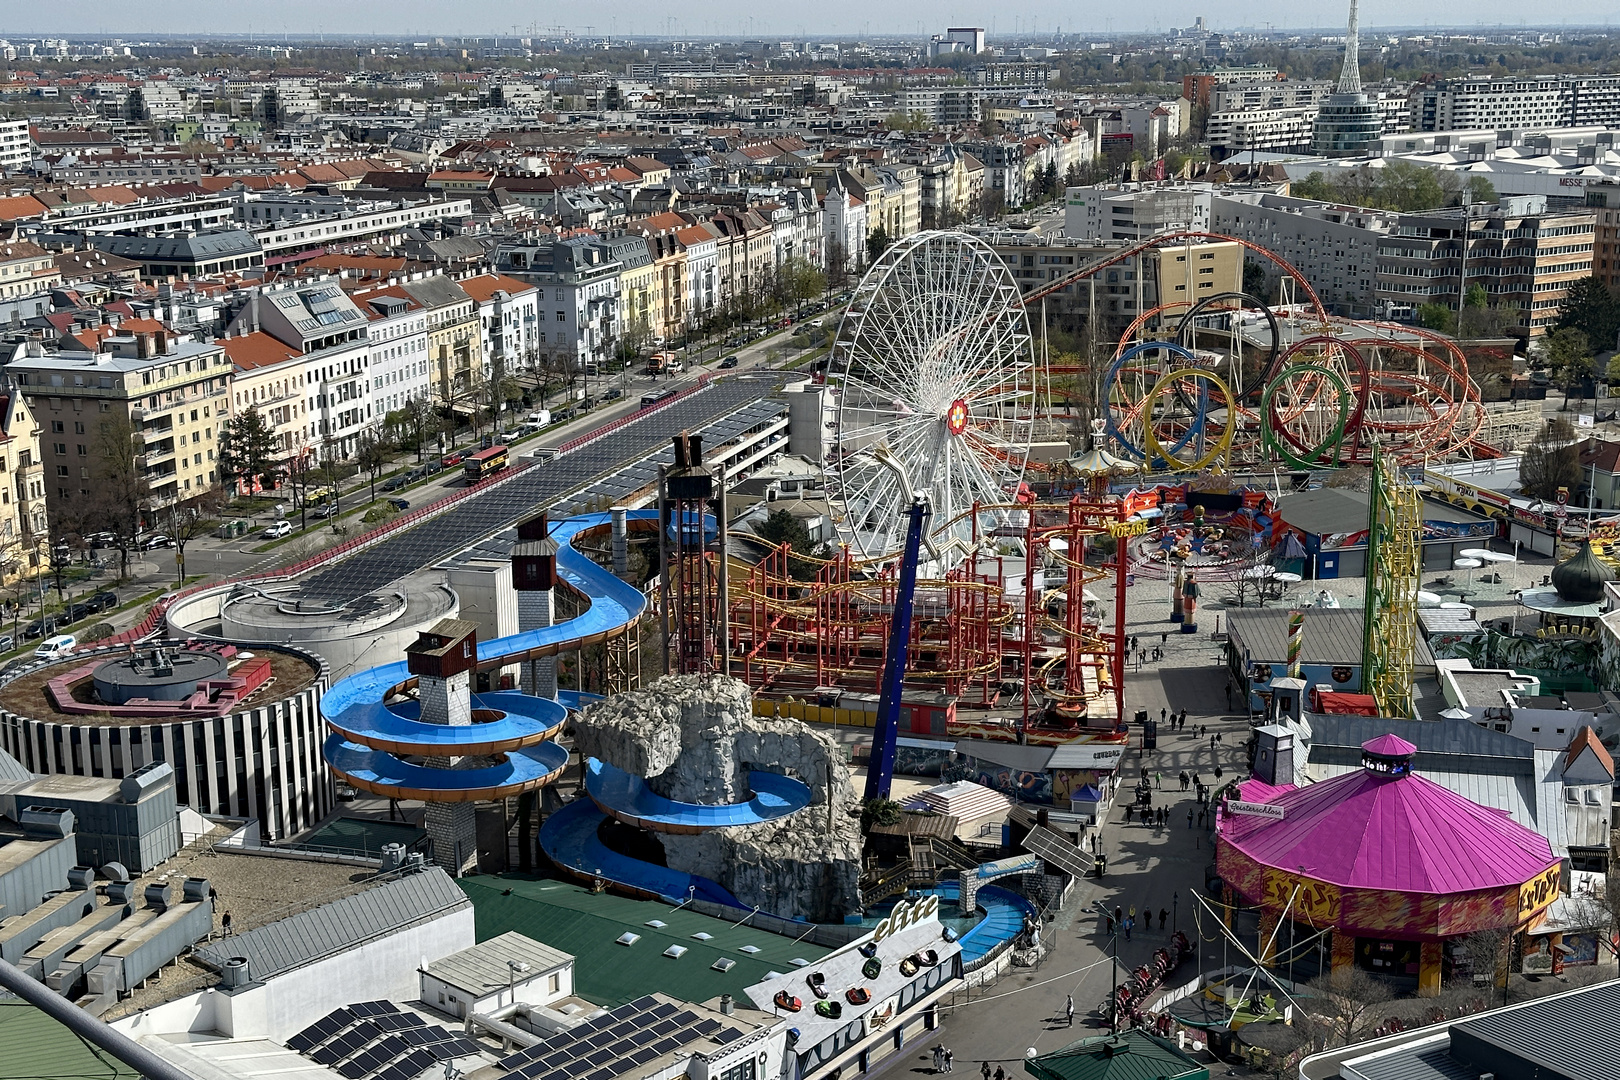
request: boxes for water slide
[321,511,655,802]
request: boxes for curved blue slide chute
[321,511,656,801]
[585,758,813,833]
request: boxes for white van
[527,410,552,427]
[35,634,77,660]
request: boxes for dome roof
[1551,539,1614,604]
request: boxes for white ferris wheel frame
[828,230,1036,563]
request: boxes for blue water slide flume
[585,758,814,833]
[322,511,659,801]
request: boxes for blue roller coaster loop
[1102,341,1209,468]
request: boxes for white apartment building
[460,274,541,381]
[1064,183,1213,241]
[0,119,30,173]
[220,331,311,469]
[677,224,719,326]
[229,282,373,458]
[1206,108,1317,158]
[350,286,433,418]
[1211,80,1332,114]
[1411,74,1620,132]
[1212,192,1396,317]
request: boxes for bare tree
[1305,968,1395,1048]
[166,486,228,584]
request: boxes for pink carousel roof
[1221,735,1558,895]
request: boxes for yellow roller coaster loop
[1140,367,1238,473]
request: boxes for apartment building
[460,274,541,383]
[1411,74,1620,132]
[233,282,374,458]
[1585,181,1620,299]
[676,225,719,327]
[1064,183,1213,242]
[0,119,30,173]
[0,387,47,581]
[614,237,660,350]
[899,87,984,127]
[1206,108,1317,158]
[1373,198,1595,333]
[504,238,626,378]
[976,228,1242,334]
[399,276,480,403]
[1212,191,1397,317]
[913,147,983,229]
[220,331,310,468]
[823,175,869,272]
[348,286,433,417]
[708,208,775,311]
[9,329,231,515]
[1210,79,1332,114]
[0,241,62,302]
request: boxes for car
[581,397,596,409]
[601,388,623,401]
[383,475,407,491]
[84,531,116,548]
[91,591,118,612]
[665,361,683,374]
[388,497,410,511]
[34,634,77,661]
[0,634,13,652]
[67,603,94,623]
[262,520,293,540]
[424,460,444,474]
[441,452,466,468]
[23,618,55,641]
[553,408,575,422]
[719,356,740,369]
[311,503,339,519]
[138,534,172,550]
[497,429,522,442]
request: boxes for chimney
[136,332,152,359]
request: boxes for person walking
[1066,995,1075,1026]
[222,911,233,937]
[1159,908,1169,931]
[1160,707,1168,725]
[1187,807,1194,828]
[1210,733,1217,750]
[1123,915,1134,941]
[1160,631,1169,646]
[994,1067,1006,1080]
[945,1049,954,1073]
[982,1062,992,1080]
[933,1047,943,1073]
[1197,807,1206,828]
[1155,771,1163,790]
[1179,709,1188,729]
[1225,684,1233,711]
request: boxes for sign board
[1051,744,1125,769]
[872,894,940,943]
[1228,800,1286,820]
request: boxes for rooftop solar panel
[630,1048,660,1066]
[607,1022,636,1039]
[335,1056,370,1079]
[650,1003,679,1019]
[670,1011,698,1027]
[564,1060,594,1078]
[607,1040,636,1057]
[514,1064,547,1080]
[651,1039,681,1056]
[586,1069,614,1080]
[310,1044,346,1066]
[586,1049,617,1067]
[630,1030,658,1047]
[375,1013,421,1032]
[714,1028,744,1044]
[651,1020,679,1037]
[673,1029,703,1047]
[286,1031,320,1054]
[693,1019,721,1036]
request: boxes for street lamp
[1091,900,1120,1035]
[1172,890,1179,937]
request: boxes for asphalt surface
[299,377,781,602]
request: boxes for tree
[95,413,151,580]
[1290,171,1334,202]
[1555,274,1620,354]
[1304,968,1394,1048]
[355,431,394,503]
[1546,327,1594,406]
[165,487,227,584]
[217,405,281,496]
[754,508,820,581]
[1519,416,1582,499]
[282,450,316,533]
[1415,303,1456,335]
[1465,175,1498,205]
[866,225,892,266]
[1242,259,1269,301]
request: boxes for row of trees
[1291,161,1498,213]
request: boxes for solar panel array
[286,1000,487,1080]
[494,995,745,1080]
[300,381,777,603]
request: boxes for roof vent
[663,945,688,959]
[711,958,736,972]
[616,932,640,946]
[739,945,761,954]
[690,932,713,941]
[644,919,667,928]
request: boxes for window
[51,421,63,433]
[53,443,65,456]
[77,445,86,456]
[548,973,560,993]
[55,466,68,477]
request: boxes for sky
[4,1,1617,39]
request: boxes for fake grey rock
[575,675,863,920]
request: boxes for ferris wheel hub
[946,399,969,436]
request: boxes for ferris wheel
[828,231,1035,562]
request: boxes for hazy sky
[6,1,1618,39]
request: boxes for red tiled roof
[458,274,536,303]
[221,330,301,371]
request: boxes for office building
[1312,0,1383,156]
[1412,73,1620,132]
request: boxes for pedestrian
[1161,631,1169,645]
[1187,807,1194,828]
[1210,733,1217,749]
[1179,709,1188,728]
[1216,731,1223,745]
[1115,904,1123,926]
[222,911,233,937]
[1197,807,1206,828]
[994,1067,1006,1080]
[1155,771,1163,790]
[981,1062,992,1080]
[1160,707,1167,724]
[934,1047,943,1072]
[1130,636,1138,653]
[1066,995,1075,1026]
[1159,908,1169,931]
[1192,772,1201,789]
[945,1049,954,1072]
[1129,905,1136,920]
[1123,915,1133,941]
[1124,803,1134,824]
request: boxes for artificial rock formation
[574,675,862,921]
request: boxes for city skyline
[4,1,1620,39]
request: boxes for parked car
[719,356,740,369]
[497,429,522,442]
[383,475,407,491]
[0,634,13,652]
[311,503,340,520]
[67,603,94,623]
[553,408,575,422]
[34,634,77,660]
[91,591,118,612]
[441,452,466,468]
[424,459,444,474]
[262,520,293,540]
[388,497,410,511]
[84,531,116,548]
[602,388,623,401]
[138,534,172,550]
[23,617,55,641]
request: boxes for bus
[463,445,509,483]
[640,388,677,409]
